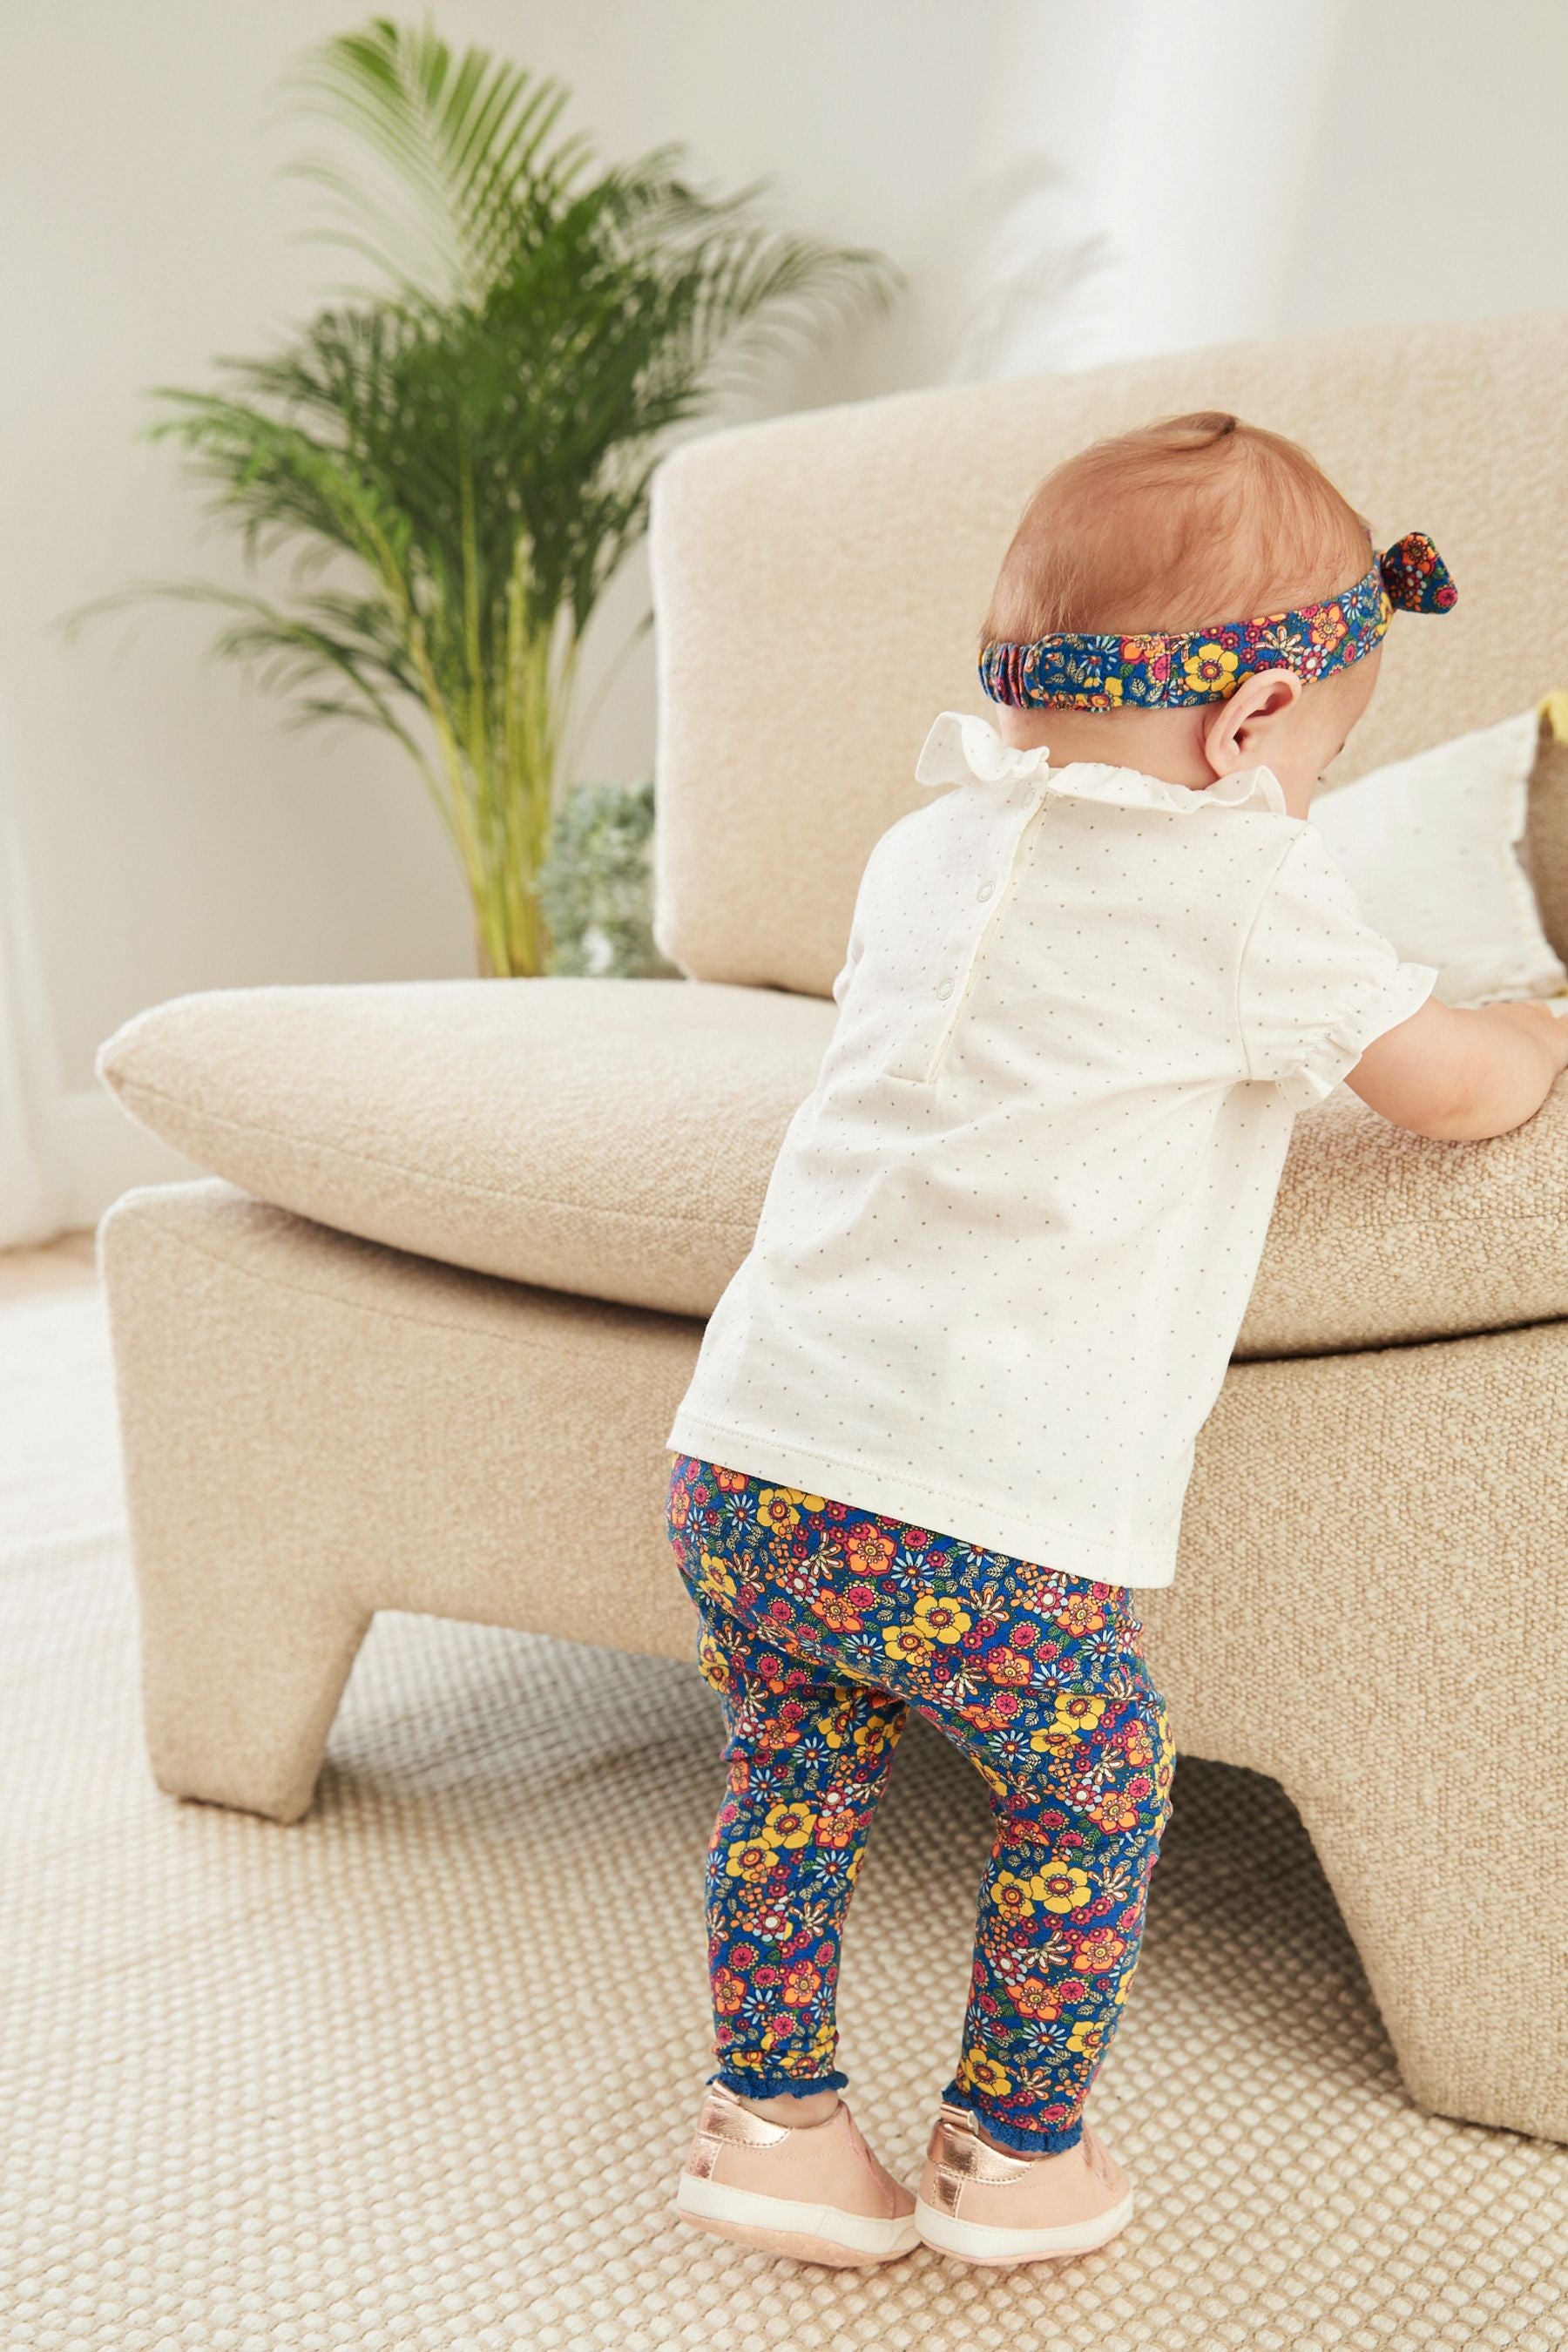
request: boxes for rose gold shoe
[914,2103,1134,2267]
[675,2083,919,2266]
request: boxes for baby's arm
[1347,997,1568,1140]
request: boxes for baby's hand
[1480,997,1568,1078]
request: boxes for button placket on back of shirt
[911,781,1045,1082]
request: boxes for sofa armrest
[1238,1071,1568,1358]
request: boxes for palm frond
[285,17,590,303]
[85,13,904,977]
[143,388,420,591]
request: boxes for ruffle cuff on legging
[941,2080,1085,2155]
[712,2066,850,2102]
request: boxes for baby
[661,413,1568,2270]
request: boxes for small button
[976,880,995,902]
[935,977,954,1000]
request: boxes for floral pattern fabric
[665,1451,1177,2155]
[977,529,1456,712]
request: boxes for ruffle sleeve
[1239,827,1439,1112]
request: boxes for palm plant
[84,19,897,976]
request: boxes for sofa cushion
[98,977,1568,1357]
[98,979,835,1321]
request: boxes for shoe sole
[676,2172,920,2267]
[914,2186,1135,2267]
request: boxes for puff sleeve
[830,829,889,1009]
[1239,826,1439,1111]
[830,928,862,1010]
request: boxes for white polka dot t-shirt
[665,710,1438,1589]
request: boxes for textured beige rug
[3,1286,1565,2352]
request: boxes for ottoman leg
[138,1580,371,1825]
[100,1185,375,1825]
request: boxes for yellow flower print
[725,1836,776,1882]
[761,1801,816,1850]
[1051,1692,1106,1735]
[802,2021,838,2069]
[1152,1705,1176,1793]
[956,2051,1012,2099]
[1182,642,1239,697]
[990,1869,1041,1922]
[1033,1861,1094,1914]
[696,1549,737,1601]
[697,1635,732,1693]
[1066,2019,1105,2057]
[754,1485,823,1536]
[912,1594,972,1646]
[882,1623,933,1666]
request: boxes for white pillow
[1309,706,1566,1007]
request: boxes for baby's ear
[1199,667,1301,775]
[1233,668,1304,727]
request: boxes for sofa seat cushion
[98,977,1568,1355]
[98,980,834,1321]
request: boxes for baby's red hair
[981,411,1372,649]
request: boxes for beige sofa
[98,312,1568,2148]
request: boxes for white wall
[943,0,1568,375]
[3,0,1567,1214]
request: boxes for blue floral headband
[978,531,1457,711]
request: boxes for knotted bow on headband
[978,530,1457,712]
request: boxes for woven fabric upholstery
[99,974,1568,1355]
[97,977,826,1322]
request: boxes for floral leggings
[665,1453,1177,2155]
